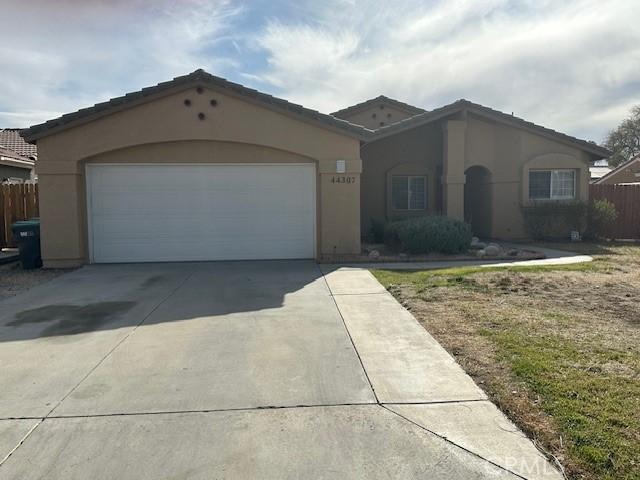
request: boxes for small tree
[603,105,640,167]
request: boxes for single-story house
[0,146,35,182]
[593,154,640,185]
[21,69,610,267]
[332,96,610,239]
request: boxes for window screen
[392,176,427,210]
[529,170,575,200]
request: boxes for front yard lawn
[372,242,640,480]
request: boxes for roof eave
[594,154,640,184]
[365,100,611,158]
[21,70,372,143]
[331,95,426,119]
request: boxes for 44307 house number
[331,176,356,184]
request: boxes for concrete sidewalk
[327,244,591,271]
[321,267,563,480]
[0,261,563,479]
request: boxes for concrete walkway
[0,261,563,479]
[331,244,591,270]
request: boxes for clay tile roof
[0,129,37,159]
[371,99,611,159]
[0,145,35,168]
[22,69,374,142]
[331,95,426,119]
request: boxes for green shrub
[586,199,618,239]
[384,216,472,254]
[522,202,588,240]
[368,218,386,243]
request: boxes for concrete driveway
[0,261,561,479]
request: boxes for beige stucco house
[333,96,610,239]
[593,154,640,185]
[22,70,610,267]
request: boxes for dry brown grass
[374,243,640,480]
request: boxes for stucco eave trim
[363,99,612,159]
[21,70,373,143]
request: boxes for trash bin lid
[11,218,40,233]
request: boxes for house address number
[331,176,356,184]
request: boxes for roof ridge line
[22,70,374,143]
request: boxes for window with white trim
[392,175,427,210]
[528,169,576,200]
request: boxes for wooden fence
[0,183,39,248]
[590,183,640,239]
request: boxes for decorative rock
[487,242,501,249]
[368,249,380,259]
[469,242,486,250]
[484,245,501,256]
[476,249,486,257]
[471,237,480,244]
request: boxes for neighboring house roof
[331,95,426,119]
[369,99,611,159]
[590,166,612,180]
[594,154,640,184]
[0,128,37,159]
[22,69,373,143]
[0,145,35,170]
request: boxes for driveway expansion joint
[0,271,195,468]
[45,271,195,419]
[0,421,41,466]
[381,404,529,480]
[317,265,380,404]
[41,402,381,420]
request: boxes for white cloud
[1,0,638,143]
[0,0,243,128]
[250,0,640,141]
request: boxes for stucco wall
[360,113,593,240]
[36,83,362,267]
[360,123,442,236]
[337,104,418,130]
[465,115,590,238]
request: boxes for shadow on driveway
[0,260,324,343]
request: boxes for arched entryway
[464,166,492,238]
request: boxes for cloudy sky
[1,0,639,142]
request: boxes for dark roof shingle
[371,99,611,158]
[22,69,373,142]
[331,95,426,119]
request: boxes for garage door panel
[88,164,315,263]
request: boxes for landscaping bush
[383,216,472,254]
[522,202,588,240]
[586,199,618,239]
[368,218,386,243]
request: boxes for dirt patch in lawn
[0,262,71,302]
[373,243,640,480]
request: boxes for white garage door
[86,164,315,263]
